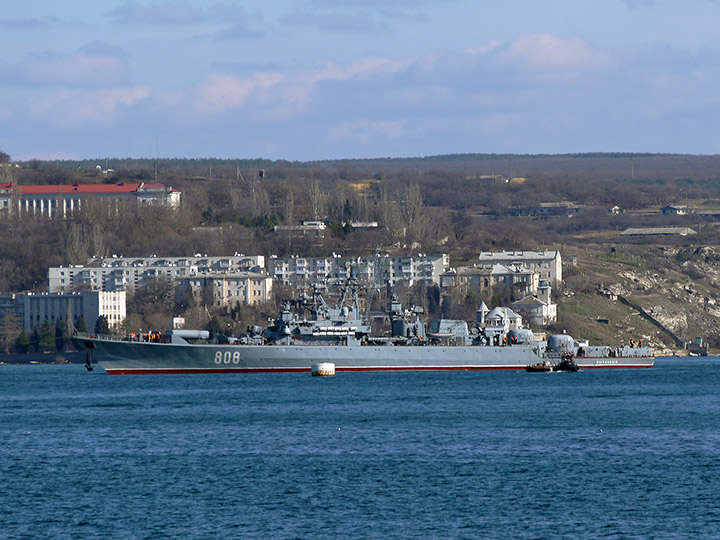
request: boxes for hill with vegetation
[2,151,720,355]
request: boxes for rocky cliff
[557,244,719,356]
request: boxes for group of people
[125,332,163,343]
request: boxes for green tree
[55,324,67,352]
[230,301,244,323]
[75,316,87,333]
[426,284,441,317]
[15,331,30,354]
[37,322,56,351]
[30,328,40,352]
[201,280,214,309]
[94,315,110,335]
[207,317,221,337]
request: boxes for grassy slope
[557,238,720,356]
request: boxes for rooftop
[0,182,178,195]
[621,227,697,236]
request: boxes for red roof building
[0,181,180,217]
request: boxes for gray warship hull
[73,336,655,374]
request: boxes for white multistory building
[176,273,273,307]
[49,255,265,293]
[0,291,126,333]
[268,254,449,289]
[440,264,540,297]
[476,250,562,288]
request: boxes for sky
[2,0,720,161]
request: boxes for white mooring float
[311,363,336,377]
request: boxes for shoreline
[0,352,86,365]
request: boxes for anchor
[85,352,94,372]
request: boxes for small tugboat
[526,361,554,372]
[526,355,579,373]
[554,355,579,372]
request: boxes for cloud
[277,56,406,110]
[278,1,429,33]
[29,86,150,125]
[623,0,659,7]
[192,56,404,117]
[313,56,404,82]
[197,72,285,113]
[214,23,265,41]
[0,17,52,29]
[7,48,133,89]
[77,41,130,59]
[106,2,265,41]
[107,2,204,25]
[328,119,406,143]
[311,0,425,5]
[465,40,501,56]
[8,29,720,159]
[500,34,610,71]
[143,33,618,153]
[213,60,282,73]
[106,2,264,34]
[279,10,381,33]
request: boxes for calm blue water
[1,358,719,540]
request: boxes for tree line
[0,314,112,354]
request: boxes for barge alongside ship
[73,279,654,374]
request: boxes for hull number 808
[215,351,241,364]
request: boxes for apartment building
[176,273,273,307]
[476,250,562,287]
[268,254,449,289]
[48,255,265,293]
[440,264,540,297]
[0,291,126,333]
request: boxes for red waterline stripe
[105,366,524,374]
[106,367,307,374]
[104,364,653,374]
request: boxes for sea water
[1,358,719,540]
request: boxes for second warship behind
[73,276,655,374]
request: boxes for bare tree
[379,188,403,243]
[402,183,426,246]
[283,191,295,224]
[0,314,21,354]
[308,178,325,220]
[251,180,270,217]
[326,186,346,223]
[0,149,13,183]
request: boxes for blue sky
[2,0,720,160]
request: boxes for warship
[73,277,654,374]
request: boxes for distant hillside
[17,152,720,182]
